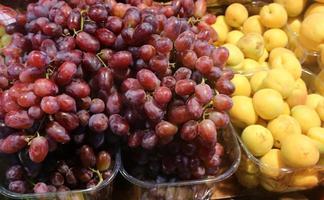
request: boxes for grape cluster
[0,0,234,194]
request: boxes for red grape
[34,78,58,97]
[29,136,49,163]
[0,134,27,154]
[46,121,70,144]
[5,110,34,129]
[155,120,178,138]
[41,96,60,114]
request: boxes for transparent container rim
[0,150,121,199]
[120,124,241,188]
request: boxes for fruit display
[210,1,324,193]
[0,0,242,199]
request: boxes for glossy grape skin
[137,69,160,91]
[139,44,156,62]
[89,98,105,113]
[75,168,93,183]
[175,79,196,96]
[106,92,122,115]
[56,61,77,86]
[67,9,81,30]
[55,50,83,65]
[5,111,34,129]
[195,56,213,75]
[65,79,91,98]
[124,89,146,105]
[195,83,213,105]
[54,112,79,131]
[95,28,116,47]
[89,113,108,133]
[155,121,178,138]
[215,79,235,95]
[88,4,108,23]
[186,97,203,119]
[179,120,198,141]
[168,105,192,125]
[57,94,77,112]
[132,22,154,45]
[26,51,49,68]
[79,145,96,168]
[109,114,130,136]
[76,32,100,53]
[29,136,49,163]
[121,78,143,92]
[123,8,141,28]
[96,151,111,172]
[41,96,60,114]
[0,134,27,154]
[144,98,164,121]
[28,106,44,120]
[106,16,123,34]
[109,51,133,69]
[153,86,172,105]
[6,165,24,181]
[40,39,58,59]
[149,55,168,74]
[211,47,229,67]
[198,119,217,146]
[46,121,70,144]
[7,63,24,80]
[17,91,38,108]
[42,22,63,37]
[34,78,58,97]
[208,111,229,129]
[94,68,114,92]
[212,94,233,111]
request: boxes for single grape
[6,165,24,181]
[212,94,233,111]
[33,182,48,194]
[109,114,130,136]
[161,76,176,90]
[26,51,49,68]
[180,120,198,141]
[153,86,172,105]
[96,151,111,172]
[0,134,27,154]
[76,32,100,53]
[215,78,235,95]
[168,105,192,125]
[175,79,196,96]
[46,121,70,144]
[106,16,123,34]
[8,181,27,194]
[75,168,93,183]
[50,172,64,187]
[144,98,164,121]
[139,44,156,62]
[57,94,77,112]
[195,83,213,105]
[5,111,34,129]
[198,119,217,146]
[137,69,161,91]
[106,92,122,115]
[186,97,203,119]
[33,78,58,97]
[56,61,77,86]
[174,67,192,81]
[65,79,91,98]
[211,47,229,67]
[88,4,108,23]
[54,112,79,131]
[88,113,108,133]
[155,120,178,138]
[195,56,213,75]
[40,96,60,114]
[79,145,96,168]
[208,111,230,129]
[89,98,105,113]
[95,28,116,47]
[141,130,158,149]
[29,136,49,163]
[124,89,146,105]
[17,91,38,108]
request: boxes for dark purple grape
[79,145,96,168]
[89,113,108,133]
[6,165,24,181]
[109,114,130,136]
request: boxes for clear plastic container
[120,125,241,200]
[234,69,324,192]
[0,152,120,200]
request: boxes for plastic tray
[0,151,120,200]
[234,69,324,192]
[120,125,241,200]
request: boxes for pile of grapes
[0,0,234,195]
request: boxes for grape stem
[187,17,202,26]
[96,53,107,67]
[89,168,103,187]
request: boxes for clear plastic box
[234,69,324,192]
[120,125,241,200]
[0,152,120,200]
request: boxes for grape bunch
[0,0,234,194]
